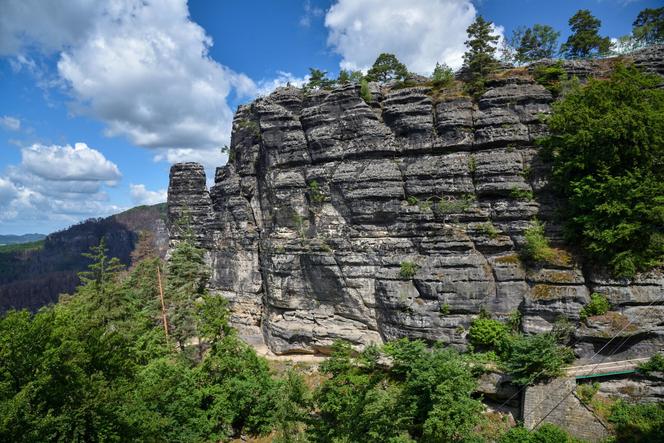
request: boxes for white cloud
[300,0,324,28]
[129,184,167,206]
[21,142,121,182]
[256,71,310,96]
[0,143,123,226]
[325,0,500,73]
[0,116,21,131]
[1,0,264,166]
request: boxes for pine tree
[632,7,664,45]
[515,24,560,62]
[365,53,409,83]
[78,238,125,319]
[560,9,611,58]
[462,15,500,96]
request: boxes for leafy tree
[306,68,335,90]
[560,9,611,58]
[431,62,454,87]
[337,69,364,84]
[515,24,560,63]
[503,333,574,385]
[462,15,500,96]
[366,53,409,83]
[609,400,664,442]
[542,65,664,277]
[468,318,511,356]
[632,7,664,45]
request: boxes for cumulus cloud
[256,71,310,96]
[300,0,324,28]
[0,143,123,227]
[21,143,121,182]
[129,184,167,206]
[1,0,269,168]
[325,0,499,73]
[0,116,21,131]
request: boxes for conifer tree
[78,238,125,320]
[462,15,500,96]
[632,7,664,45]
[560,9,611,58]
[365,53,409,83]
[515,24,560,62]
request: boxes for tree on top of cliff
[633,7,664,45]
[305,68,335,90]
[365,53,409,83]
[514,24,561,63]
[462,15,500,96]
[560,9,611,58]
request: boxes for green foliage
[499,423,580,442]
[510,188,534,201]
[468,318,511,356]
[561,9,611,58]
[306,68,335,91]
[579,293,610,321]
[308,180,326,203]
[406,196,419,206]
[431,62,454,88]
[515,24,561,63]
[0,239,44,254]
[337,69,364,85]
[533,62,567,96]
[399,261,419,279]
[608,400,664,443]
[366,53,409,83]
[576,382,600,405]
[503,333,574,385]
[436,194,475,214]
[521,220,556,264]
[0,237,289,442]
[632,7,664,45]
[638,353,664,375]
[543,65,664,277]
[310,339,484,442]
[463,15,500,97]
[360,78,372,103]
[477,222,499,239]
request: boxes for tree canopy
[632,7,664,45]
[515,24,560,63]
[560,9,611,58]
[365,53,409,83]
[543,65,664,277]
[463,15,500,95]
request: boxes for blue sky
[0,0,659,234]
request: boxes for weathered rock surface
[167,51,664,356]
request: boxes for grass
[399,261,419,279]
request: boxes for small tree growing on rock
[560,9,611,58]
[462,15,500,97]
[365,53,409,83]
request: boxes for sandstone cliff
[167,46,664,360]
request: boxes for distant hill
[0,233,46,245]
[0,203,168,313]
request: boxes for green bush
[360,78,372,103]
[477,222,499,239]
[542,65,664,278]
[308,180,325,203]
[468,318,511,356]
[609,400,664,442]
[510,188,534,201]
[638,353,664,375]
[521,220,556,264]
[399,261,419,279]
[533,62,566,96]
[499,423,580,442]
[406,196,419,206]
[579,293,610,321]
[503,333,574,385]
[437,194,475,213]
[432,62,454,88]
[576,382,600,404]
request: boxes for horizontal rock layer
[167,48,664,358]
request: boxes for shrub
[432,62,454,88]
[542,65,664,278]
[499,423,579,442]
[638,353,664,375]
[437,194,475,213]
[510,188,534,201]
[533,62,566,96]
[360,78,372,103]
[308,180,325,203]
[576,382,600,404]
[579,293,610,321]
[609,400,664,443]
[521,220,556,264]
[399,261,419,279]
[406,196,419,206]
[477,222,499,239]
[468,318,511,356]
[503,333,574,385]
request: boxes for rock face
[167,50,664,357]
